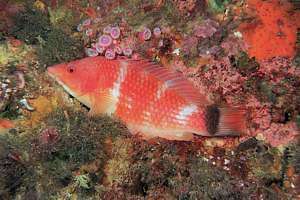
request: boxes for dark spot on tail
[205,105,220,135]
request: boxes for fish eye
[67,65,75,73]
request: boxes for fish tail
[205,105,246,136]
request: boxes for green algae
[208,0,230,13]
[9,3,83,68]
[48,7,75,33]
[101,141,268,199]
[236,140,296,198]
[0,42,32,66]
[10,5,51,45]
[0,105,129,198]
[105,138,133,186]
[182,158,255,200]
[0,133,33,198]
[293,28,300,67]
[230,51,259,76]
[243,77,276,103]
[36,28,83,67]
[257,81,277,103]
[296,115,300,128]
[74,174,91,189]
[0,101,20,120]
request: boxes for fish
[47,56,246,141]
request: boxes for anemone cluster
[77,18,162,60]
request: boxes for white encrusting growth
[107,61,128,114]
[176,104,198,124]
[142,111,152,127]
[156,80,172,99]
[143,111,151,121]
[112,61,128,98]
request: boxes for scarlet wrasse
[47,56,245,141]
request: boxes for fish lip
[47,67,56,79]
[46,67,86,99]
[47,67,64,85]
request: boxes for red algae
[262,122,298,147]
[171,56,299,147]
[239,0,300,61]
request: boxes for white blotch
[143,111,151,122]
[224,159,230,165]
[234,31,243,38]
[156,80,172,99]
[172,48,181,56]
[111,61,128,98]
[175,104,197,124]
[107,61,128,114]
[175,133,183,137]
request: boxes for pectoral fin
[88,89,117,116]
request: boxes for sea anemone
[77,23,83,32]
[82,18,91,26]
[85,28,93,37]
[114,45,122,55]
[110,26,121,39]
[39,127,60,145]
[132,53,140,60]
[140,27,152,41]
[95,42,105,54]
[98,35,113,47]
[103,25,112,34]
[93,17,101,23]
[105,48,116,59]
[153,27,161,37]
[85,48,98,57]
[122,47,133,57]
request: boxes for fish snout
[47,66,56,76]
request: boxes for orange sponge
[239,0,300,61]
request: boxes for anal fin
[127,124,194,141]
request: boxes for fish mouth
[47,67,65,88]
[47,67,87,100]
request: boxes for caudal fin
[205,105,246,136]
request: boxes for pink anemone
[110,26,121,39]
[105,48,116,59]
[98,35,113,47]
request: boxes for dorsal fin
[120,58,210,106]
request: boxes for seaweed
[230,51,259,76]
[9,5,51,44]
[36,28,84,67]
[0,135,33,199]
[48,6,75,33]
[296,115,300,129]
[207,0,230,13]
[0,101,20,120]
[27,107,129,197]
[257,81,277,103]
[175,157,255,200]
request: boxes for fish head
[47,57,102,107]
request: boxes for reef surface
[0,0,299,199]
